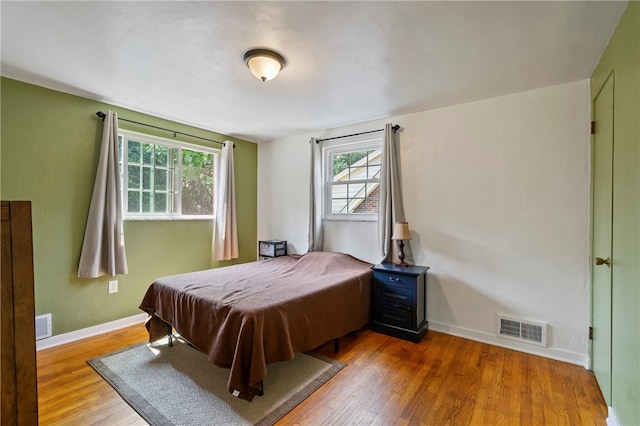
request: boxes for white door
[591,73,614,404]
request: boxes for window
[118,130,219,219]
[323,137,382,221]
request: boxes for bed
[138,251,373,401]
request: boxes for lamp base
[395,240,409,267]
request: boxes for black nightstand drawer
[375,271,414,290]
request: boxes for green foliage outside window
[332,150,370,176]
[120,134,215,216]
[182,149,214,215]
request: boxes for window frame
[322,135,383,222]
[118,129,220,221]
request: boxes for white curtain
[308,137,323,251]
[378,123,413,264]
[213,141,239,260]
[78,110,128,278]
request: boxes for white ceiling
[1,1,626,143]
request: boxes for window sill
[124,215,214,222]
[323,216,377,223]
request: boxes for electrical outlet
[108,280,118,294]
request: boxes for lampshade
[243,49,285,82]
[392,222,411,240]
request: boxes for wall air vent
[497,315,546,347]
[35,313,52,340]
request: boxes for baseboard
[429,320,588,367]
[37,315,588,366]
[606,406,620,426]
[36,313,147,351]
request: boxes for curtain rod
[95,111,230,147]
[316,124,399,143]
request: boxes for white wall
[258,80,591,365]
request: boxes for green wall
[590,2,639,425]
[0,77,258,335]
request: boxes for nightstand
[371,263,430,343]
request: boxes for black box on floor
[258,240,287,258]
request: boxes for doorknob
[595,257,611,267]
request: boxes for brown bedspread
[138,251,372,401]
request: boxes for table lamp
[392,221,411,266]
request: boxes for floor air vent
[497,315,546,347]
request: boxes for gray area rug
[87,337,345,426]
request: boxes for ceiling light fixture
[243,49,286,82]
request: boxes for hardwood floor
[37,325,149,425]
[37,324,607,425]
